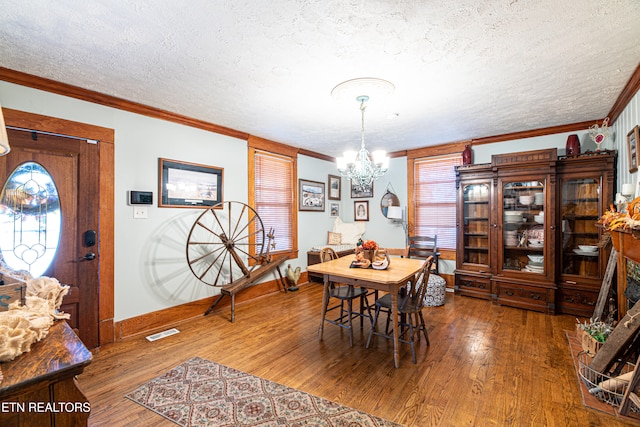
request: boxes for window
[248,137,298,259]
[410,153,462,252]
[0,161,61,277]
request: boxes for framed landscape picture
[351,180,373,198]
[299,179,325,211]
[159,158,223,208]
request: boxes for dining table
[307,254,426,368]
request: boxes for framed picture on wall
[351,180,373,198]
[159,158,223,208]
[299,179,325,211]
[354,200,369,221]
[328,175,341,200]
[330,202,340,217]
[628,125,640,173]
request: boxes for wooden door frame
[3,107,115,346]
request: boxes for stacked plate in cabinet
[523,254,544,273]
[504,211,523,224]
[573,244,598,256]
[534,192,544,205]
[504,230,518,246]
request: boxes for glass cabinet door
[462,183,490,267]
[560,177,600,278]
[501,179,545,274]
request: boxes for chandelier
[336,95,389,191]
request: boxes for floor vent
[146,328,180,342]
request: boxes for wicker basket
[578,352,638,410]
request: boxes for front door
[0,128,100,348]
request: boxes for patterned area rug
[126,357,403,427]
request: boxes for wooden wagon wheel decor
[186,201,288,322]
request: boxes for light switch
[133,206,148,219]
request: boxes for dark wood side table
[0,320,92,427]
[307,248,355,283]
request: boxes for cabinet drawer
[455,274,492,300]
[556,288,599,317]
[495,281,555,314]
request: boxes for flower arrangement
[353,239,380,267]
[598,196,640,231]
[360,240,379,251]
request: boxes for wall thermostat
[129,191,153,205]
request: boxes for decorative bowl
[578,245,598,252]
[528,239,543,246]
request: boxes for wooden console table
[307,248,354,283]
[0,320,92,426]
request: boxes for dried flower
[359,240,379,251]
[577,318,613,343]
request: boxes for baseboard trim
[115,275,290,341]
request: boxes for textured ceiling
[1,0,639,158]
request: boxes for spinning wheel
[187,201,265,286]
[186,201,288,321]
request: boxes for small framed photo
[354,200,369,221]
[328,175,341,200]
[159,158,223,208]
[330,202,340,217]
[351,180,373,198]
[627,125,640,173]
[299,179,325,211]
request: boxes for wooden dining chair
[319,248,372,347]
[366,256,434,363]
[408,235,439,274]
[380,246,410,258]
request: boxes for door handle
[79,253,96,261]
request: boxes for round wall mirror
[380,190,400,218]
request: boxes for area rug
[126,356,402,427]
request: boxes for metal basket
[578,351,638,411]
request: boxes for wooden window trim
[248,136,298,261]
[408,153,462,251]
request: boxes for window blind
[413,154,461,250]
[253,150,294,254]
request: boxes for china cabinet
[455,148,616,316]
[455,164,493,299]
[492,149,557,314]
[555,153,616,316]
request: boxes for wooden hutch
[455,148,616,316]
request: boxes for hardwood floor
[80,283,638,426]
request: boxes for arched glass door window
[0,162,61,277]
